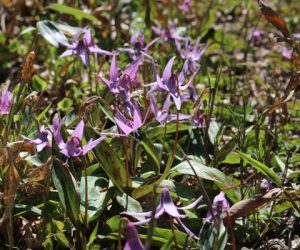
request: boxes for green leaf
[80,176,112,221]
[19,26,36,37]
[55,231,71,248]
[37,102,52,121]
[199,220,227,250]
[87,221,99,248]
[85,128,130,191]
[132,154,174,199]
[57,97,73,112]
[221,151,240,165]
[37,20,68,47]
[152,227,197,248]
[236,151,281,185]
[208,119,220,145]
[169,158,241,202]
[32,75,47,91]
[160,235,175,250]
[144,123,191,140]
[139,136,160,168]
[170,159,228,183]
[116,192,143,213]
[51,159,80,225]
[48,4,98,23]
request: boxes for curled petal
[178,196,203,210]
[176,217,199,240]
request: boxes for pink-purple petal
[124,222,144,250]
[176,217,199,240]
[162,56,176,83]
[81,135,107,155]
[178,196,203,210]
[71,120,84,141]
[110,52,118,82]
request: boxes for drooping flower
[0,90,13,115]
[206,192,230,223]
[149,56,196,110]
[122,55,144,87]
[96,52,142,95]
[96,52,120,94]
[149,57,181,110]
[60,28,112,67]
[119,30,159,58]
[22,126,51,152]
[114,102,145,135]
[122,187,202,240]
[124,220,144,250]
[177,37,207,73]
[150,95,191,124]
[52,119,106,158]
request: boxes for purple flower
[279,46,292,59]
[260,179,271,191]
[115,102,145,135]
[0,90,13,115]
[130,30,145,51]
[150,57,181,110]
[53,119,106,158]
[122,55,144,87]
[96,52,142,95]
[150,95,191,124]
[96,52,120,94]
[177,37,207,73]
[60,28,112,67]
[252,29,264,43]
[122,187,202,240]
[179,0,191,12]
[119,30,159,59]
[152,23,186,43]
[206,192,230,223]
[149,56,197,110]
[124,220,144,250]
[192,110,205,128]
[22,126,51,152]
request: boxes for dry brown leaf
[0,147,9,168]
[21,51,35,83]
[258,0,290,38]
[283,73,300,99]
[224,188,282,225]
[0,164,20,225]
[291,49,300,71]
[27,164,50,183]
[8,141,35,156]
[264,100,285,116]
[20,182,48,197]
